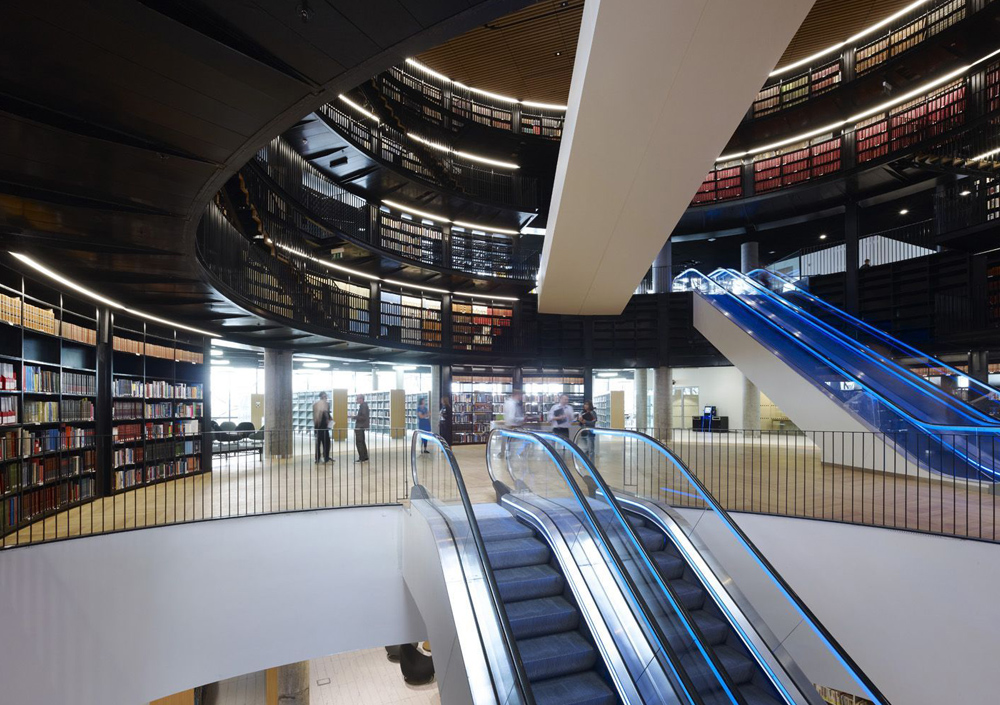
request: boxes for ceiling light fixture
[960,190,972,196]
[899,209,909,215]
[718,46,1000,164]
[211,359,231,365]
[404,58,568,111]
[972,146,1000,161]
[210,349,224,357]
[302,362,330,369]
[337,95,379,122]
[9,252,221,338]
[819,234,828,240]
[769,0,932,77]
[707,237,717,242]
[382,200,521,236]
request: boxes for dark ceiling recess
[417,0,920,105]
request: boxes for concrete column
[430,365,441,432]
[653,240,673,293]
[371,365,380,391]
[740,244,761,433]
[264,349,293,457]
[276,662,309,705]
[634,368,648,430]
[395,367,405,389]
[740,241,759,273]
[653,367,672,439]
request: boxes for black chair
[398,643,434,684]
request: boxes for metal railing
[318,102,540,211]
[1,429,414,549]
[250,138,542,282]
[768,219,937,277]
[628,426,1000,543]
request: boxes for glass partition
[409,430,531,705]
[486,428,734,705]
[584,428,890,705]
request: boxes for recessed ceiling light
[211,359,230,366]
[819,234,827,240]
[210,349,224,357]
[708,237,717,242]
[899,209,909,215]
[554,51,562,57]
[960,190,972,196]
[769,250,776,254]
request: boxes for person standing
[578,399,598,458]
[417,397,431,453]
[503,390,525,429]
[439,395,452,445]
[312,391,333,464]
[354,393,370,463]
[548,394,574,439]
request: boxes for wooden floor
[4,431,997,548]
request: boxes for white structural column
[741,241,761,433]
[538,0,815,314]
[264,349,293,457]
[634,368,648,430]
[430,365,441,433]
[654,367,672,437]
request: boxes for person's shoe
[421,449,430,454]
[325,458,333,464]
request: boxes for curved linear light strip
[337,93,519,169]
[405,58,568,112]
[273,243,519,302]
[718,45,1000,163]
[381,199,521,236]
[770,0,934,77]
[9,252,222,338]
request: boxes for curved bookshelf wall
[248,138,542,283]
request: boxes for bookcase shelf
[522,370,586,426]
[451,370,513,445]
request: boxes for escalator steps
[518,631,598,680]
[485,537,551,569]
[630,525,666,552]
[741,683,784,705]
[669,578,707,610]
[532,672,617,705]
[506,596,580,639]
[714,644,757,684]
[493,564,565,602]
[652,551,686,579]
[690,611,730,646]
[477,517,536,543]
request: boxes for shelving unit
[451,299,514,352]
[0,267,100,534]
[593,391,625,429]
[109,313,206,494]
[522,370,586,425]
[451,371,512,444]
[380,289,442,347]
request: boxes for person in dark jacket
[439,395,452,445]
[312,391,333,463]
[354,394,370,463]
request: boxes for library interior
[3,0,1000,704]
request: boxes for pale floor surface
[5,431,997,546]
[205,648,438,705]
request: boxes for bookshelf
[594,391,625,429]
[380,289,443,348]
[293,389,349,440]
[347,390,405,438]
[109,314,207,494]
[451,371,513,444]
[0,266,100,534]
[451,299,514,353]
[522,370,586,425]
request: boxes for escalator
[676,267,1000,480]
[407,429,689,705]
[570,427,891,705]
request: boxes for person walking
[439,395,452,445]
[548,394,574,440]
[578,399,598,459]
[312,391,333,464]
[354,393,370,463]
[501,390,526,459]
[417,397,431,453]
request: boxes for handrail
[410,429,536,705]
[758,268,1000,406]
[724,268,1000,428]
[535,430,769,704]
[579,427,892,705]
[486,428,730,705]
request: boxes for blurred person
[354,394,370,463]
[312,391,333,464]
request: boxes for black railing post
[95,307,113,498]
[740,159,755,198]
[369,280,381,339]
[845,199,861,315]
[441,293,453,350]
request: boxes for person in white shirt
[503,390,525,428]
[548,394,574,439]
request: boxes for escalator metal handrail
[534,430,765,705]
[756,267,1000,409]
[578,427,891,705]
[410,430,537,705]
[486,428,728,705]
[687,265,996,434]
[726,267,998,427]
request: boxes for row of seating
[210,420,264,459]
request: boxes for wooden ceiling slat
[416,0,921,104]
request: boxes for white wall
[732,514,1000,705]
[0,507,425,705]
[672,365,746,428]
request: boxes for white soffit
[538,0,817,314]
